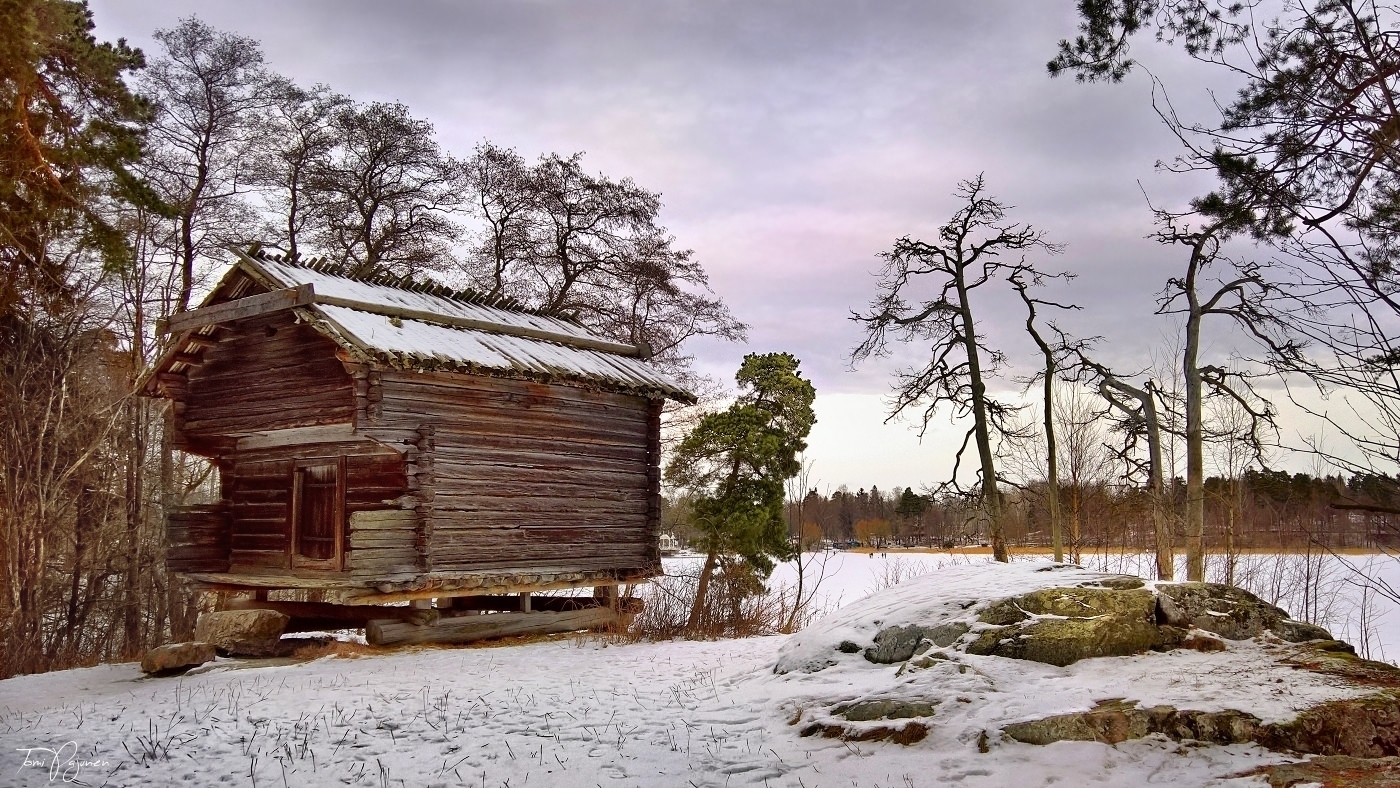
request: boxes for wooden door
[291,458,345,569]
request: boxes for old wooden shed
[144,249,691,642]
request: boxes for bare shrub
[867,556,927,595]
[1229,550,1348,630]
[629,552,834,641]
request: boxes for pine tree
[665,353,816,632]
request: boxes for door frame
[289,456,347,570]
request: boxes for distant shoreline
[838,546,1392,556]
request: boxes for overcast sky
[90,0,1262,494]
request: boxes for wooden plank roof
[145,250,695,403]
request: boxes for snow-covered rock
[770,559,1399,764]
[777,561,1348,674]
[138,641,215,675]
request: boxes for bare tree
[307,101,465,278]
[1071,350,1174,578]
[0,298,128,675]
[851,175,1060,562]
[1208,396,1268,584]
[139,17,273,313]
[454,149,747,386]
[460,142,538,299]
[1051,0,1400,531]
[1008,269,1078,561]
[253,82,348,259]
[1153,214,1289,580]
[524,153,746,369]
[782,455,825,633]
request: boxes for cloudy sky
[90,0,1251,493]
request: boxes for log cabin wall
[362,370,661,576]
[166,505,230,573]
[225,440,409,572]
[175,311,356,450]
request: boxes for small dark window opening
[291,458,344,569]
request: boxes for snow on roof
[316,304,689,398]
[252,256,605,345]
[239,253,693,401]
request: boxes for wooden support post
[520,593,531,613]
[253,589,268,602]
[593,585,618,611]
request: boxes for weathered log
[167,505,230,572]
[236,424,355,451]
[365,607,619,646]
[163,284,315,335]
[226,598,438,630]
[182,334,220,349]
[443,594,641,613]
[349,509,416,529]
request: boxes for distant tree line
[0,4,743,678]
[669,468,1394,556]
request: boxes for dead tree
[1008,268,1078,562]
[852,175,1061,562]
[1154,214,1292,580]
[1071,350,1173,579]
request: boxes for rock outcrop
[963,587,1163,666]
[849,581,1347,671]
[1239,755,1400,788]
[772,561,1393,757]
[194,609,290,657]
[140,642,216,675]
[1002,678,1400,758]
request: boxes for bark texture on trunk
[687,549,718,632]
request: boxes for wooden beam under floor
[366,607,619,646]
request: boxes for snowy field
[0,552,1396,788]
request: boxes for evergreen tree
[665,352,816,632]
[0,0,151,317]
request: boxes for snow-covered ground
[748,548,1400,662]
[1,553,1396,787]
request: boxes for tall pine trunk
[687,549,718,633]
